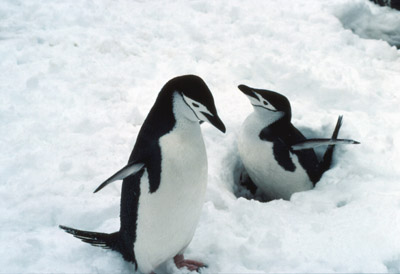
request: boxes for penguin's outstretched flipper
[291,115,359,151]
[313,115,359,179]
[291,138,359,150]
[94,162,145,193]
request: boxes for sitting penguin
[60,75,226,273]
[237,84,359,201]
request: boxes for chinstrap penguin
[237,84,359,201]
[60,75,226,273]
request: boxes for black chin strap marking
[181,92,203,121]
[252,104,278,112]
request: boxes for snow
[1,0,400,273]
[335,0,400,48]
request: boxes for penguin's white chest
[134,124,207,273]
[238,115,312,200]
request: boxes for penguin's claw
[174,254,206,272]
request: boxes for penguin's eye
[263,101,268,106]
[192,103,200,108]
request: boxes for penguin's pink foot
[174,254,206,272]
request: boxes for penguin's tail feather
[60,225,136,265]
[59,225,119,251]
[330,115,343,140]
[318,115,343,176]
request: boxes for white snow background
[1,0,400,273]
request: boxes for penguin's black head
[238,84,292,120]
[166,75,226,133]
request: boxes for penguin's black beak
[238,84,258,100]
[202,112,226,133]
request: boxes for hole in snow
[335,2,400,48]
[384,257,400,273]
[232,158,273,203]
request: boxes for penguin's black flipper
[291,138,360,150]
[273,138,296,172]
[291,115,361,151]
[94,162,145,193]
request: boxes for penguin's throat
[254,110,285,127]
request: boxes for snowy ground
[1,0,400,273]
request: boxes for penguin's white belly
[134,125,207,273]
[238,121,312,200]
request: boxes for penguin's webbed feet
[173,254,206,272]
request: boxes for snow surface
[1,0,400,273]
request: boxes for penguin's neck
[252,109,286,129]
[143,89,177,138]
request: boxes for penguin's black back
[117,169,145,265]
[127,87,176,192]
[75,89,178,266]
[117,86,177,264]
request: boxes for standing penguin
[60,75,226,273]
[237,85,359,201]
